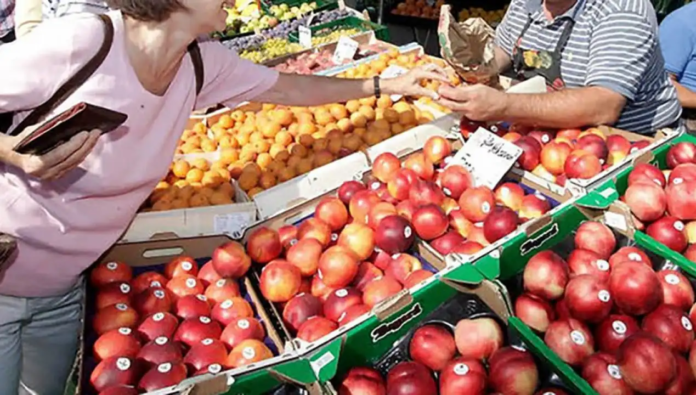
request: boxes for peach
[372,152,401,183]
[412,204,448,240]
[403,152,434,181]
[388,168,416,201]
[367,202,397,230]
[315,196,349,231]
[204,278,241,305]
[212,241,251,279]
[514,136,542,171]
[164,256,198,279]
[362,277,403,307]
[519,193,551,222]
[259,260,302,302]
[338,223,376,261]
[286,238,322,277]
[211,297,254,326]
[386,254,423,285]
[423,136,452,165]
[352,262,384,292]
[318,246,359,288]
[454,318,504,360]
[439,165,473,200]
[540,141,572,176]
[494,182,525,211]
[449,209,474,238]
[221,317,266,350]
[409,179,446,207]
[564,150,602,180]
[245,227,282,264]
[349,190,381,225]
[227,339,273,368]
[296,316,338,342]
[458,186,495,223]
[606,134,632,166]
[298,218,332,247]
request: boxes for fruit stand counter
[470,180,696,394]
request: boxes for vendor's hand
[437,84,509,122]
[0,127,102,180]
[386,65,450,99]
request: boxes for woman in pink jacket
[0,0,443,392]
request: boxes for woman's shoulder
[26,11,111,56]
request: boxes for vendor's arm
[196,41,446,110]
[659,12,696,109]
[440,11,657,128]
[492,4,517,74]
[14,0,44,38]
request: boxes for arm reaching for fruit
[494,45,512,74]
[253,66,449,107]
[436,84,626,129]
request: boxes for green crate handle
[288,16,390,42]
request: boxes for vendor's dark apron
[511,7,581,91]
[684,108,696,134]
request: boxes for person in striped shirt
[437,0,682,135]
[0,0,14,44]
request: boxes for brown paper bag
[437,5,500,87]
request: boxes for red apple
[94,327,141,361]
[374,215,414,254]
[606,134,632,166]
[91,261,133,288]
[515,136,542,171]
[581,352,632,395]
[483,206,519,243]
[668,163,696,185]
[544,318,595,366]
[211,241,251,279]
[211,297,253,326]
[514,293,555,332]
[259,259,302,302]
[338,303,371,327]
[96,282,133,310]
[90,357,141,392]
[338,180,367,204]
[386,361,437,395]
[494,182,525,211]
[278,224,298,250]
[657,270,695,311]
[628,163,666,187]
[617,332,677,394]
[296,316,337,342]
[315,196,349,231]
[220,317,266,350]
[409,324,456,371]
[137,362,187,392]
[625,182,667,222]
[609,246,651,269]
[174,316,222,348]
[318,246,359,288]
[439,165,473,200]
[136,336,183,369]
[646,216,688,252]
[352,261,384,292]
[523,250,569,301]
[454,317,503,360]
[204,278,241,306]
[183,338,228,374]
[564,274,613,323]
[565,150,602,180]
[609,261,663,316]
[136,312,178,342]
[666,142,696,169]
[577,134,608,164]
[131,272,168,294]
[298,217,332,247]
[286,238,322,277]
[323,287,363,322]
[362,276,403,307]
[411,204,448,241]
[642,304,694,353]
[403,152,434,181]
[458,186,495,223]
[226,339,273,368]
[438,357,487,395]
[373,152,401,183]
[594,314,640,354]
[488,347,539,395]
[93,303,140,335]
[173,294,211,320]
[666,180,696,221]
[568,249,611,282]
[338,367,386,395]
[574,221,616,259]
[164,256,198,279]
[666,353,695,395]
[385,253,422,285]
[424,136,452,165]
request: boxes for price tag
[310,352,335,375]
[380,65,409,102]
[448,128,523,189]
[332,36,359,64]
[214,212,253,235]
[604,211,628,232]
[298,26,312,49]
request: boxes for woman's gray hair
[105,0,185,22]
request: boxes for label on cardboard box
[450,127,523,189]
[213,213,253,236]
[333,36,359,64]
[310,351,335,375]
[604,211,628,232]
[299,26,312,49]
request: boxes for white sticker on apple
[154,289,165,299]
[675,221,685,231]
[186,278,198,288]
[106,262,118,271]
[674,177,684,185]
[200,316,211,324]
[682,316,693,331]
[158,363,172,373]
[202,338,214,345]
[151,280,162,288]
[596,260,610,271]
[289,238,298,246]
[404,226,412,238]
[116,358,131,371]
[481,202,491,214]
[238,319,250,329]
[208,364,222,374]
[628,253,642,261]
[118,327,132,335]
[155,336,168,345]
[331,233,339,242]
[120,283,131,293]
[453,363,469,376]
[153,312,165,322]
[216,279,227,287]
[612,320,627,334]
[570,330,585,345]
[182,261,194,271]
[242,347,256,359]
[443,187,452,197]
[115,303,127,311]
[665,273,680,285]
[336,289,348,298]
[197,294,207,301]
[221,300,233,309]
[598,290,611,303]
[371,182,380,190]
[607,364,622,380]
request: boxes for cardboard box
[73,235,321,395]
[120,152,257,243]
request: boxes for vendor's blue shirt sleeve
[659,3,696,89]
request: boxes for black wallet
[13,102,128,156]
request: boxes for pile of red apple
[239,135,554,343]
[86,254,276,394]
[460,119,650,184]
[515,220,696,394]
[338,317,569,395]
[620,141,696,261]
[273,43,389,74]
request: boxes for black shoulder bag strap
[188,41,204,96]
[7,14,115,136]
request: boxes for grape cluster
[222,34,267,53]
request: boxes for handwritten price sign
[332,36,359,64]
[449,128,523,189]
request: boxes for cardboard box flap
[372,289,414,321]
[602,201,636,238]
[305,337,343,383]
[574,182,619,210]
[268,358,322,386]
[631,148,656,166]
[523,213,553,237]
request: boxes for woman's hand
[383,65,451,100]
[0,127,102,180]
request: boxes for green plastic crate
[288,16,390,43]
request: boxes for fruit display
[86,253,282,393]
[459,119,651,184]
[272,43,391,74]
[618,141,696,258]
[513,219,696,394]
[335,293,570,395]
[174,100,435,198]
[239,38,305,63]
[390,0,446,19]
[221,1,317,37]
[458,7,508,25]
[145,153,240,212]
